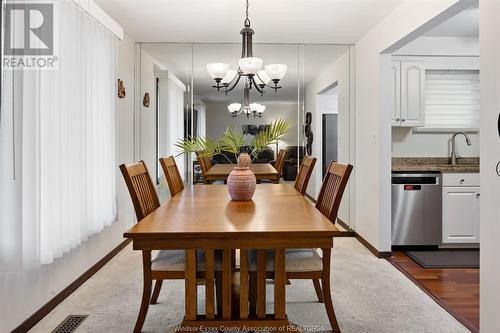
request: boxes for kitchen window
[420,69,480,132]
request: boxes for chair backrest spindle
[196,152,213,183]
[294,156,317,195]
[275,149,287,176]
[159,156,185,196]
[315,161,353,223]
[119,161,161,221]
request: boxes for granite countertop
[392,157,480,173]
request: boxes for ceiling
[142,43,348,103]
[93,0,403,44]
[425,5,479,37]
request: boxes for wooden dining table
[124,184,341,331]
[204,163,280,183]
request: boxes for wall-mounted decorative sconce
[118,79,126,98]
[143,93,150,107]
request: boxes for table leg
[239,249,249,319]
[274,249,286,320]
[205,249,215,320]
[185,249,197,321]
[256,249,267,319]
[321,248,341,333]
[222,249,232,319]
[134,250,152,333]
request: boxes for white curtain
[0,0,117,269]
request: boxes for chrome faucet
[450,132,472,166]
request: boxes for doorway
[318,84,339,177]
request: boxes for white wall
[0,35,136,332]
[394,36,479,56]
[205,102,299,154]
[479,1,500,331]
[392,128,479,157]
[305,49,353,225]
[354,0,468,252]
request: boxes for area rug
[405,250,479,269]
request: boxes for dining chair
[274,149,287,177]
[294,156,317,195]
[159,156,184,196]
[249,161,352,333]
[120,160,219,333]
[196,151,213,184]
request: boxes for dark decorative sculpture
[118,79,126,98]
[304,112,313,155]
[143,93,150,107]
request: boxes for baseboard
[11,239,131,333]
[355,233,392,258]
[305,192,316,203]
[336,218,353,232]
[387,258,479,333]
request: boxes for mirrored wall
[136,42,354,225]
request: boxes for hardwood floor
[388,251,479,333]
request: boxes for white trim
[393,56,479,70]
[168,72,186,92]
[72,0,124,40]
[155,70,186,92]
[412,127,479,133]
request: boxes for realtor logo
[2,1,58,69]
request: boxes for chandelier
[206,0,287,118]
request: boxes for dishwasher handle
[392,174,441,185]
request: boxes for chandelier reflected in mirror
[207,0,286,118]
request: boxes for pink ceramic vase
[227,153,256,201]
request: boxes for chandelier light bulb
[256,70,271,85]
[228,103,242,113]
[207,63,230,80]
[221,69,237,85]
[238,57,263,75]
[257,104,266,113]
[265,64,287,80]
[249,103,260,112]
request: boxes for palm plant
[175,118,290,162]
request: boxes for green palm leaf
[251,118,289,158]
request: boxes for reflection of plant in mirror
[176,118,289,162]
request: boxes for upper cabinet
[392,60,425,127]
[391,62,401,126]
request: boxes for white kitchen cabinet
[442,173,480,244]
[391,60,425,127]
[391,61,401,126]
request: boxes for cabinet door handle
[401,119,406,122]
[460,179,465,183]
[476,193,481,198]
[395,118,400,121]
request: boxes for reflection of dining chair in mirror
[159,156,184,196]
[274,149,287,177]
[120,160,219,332]
[294,156,317,195]
[196,151,213,184]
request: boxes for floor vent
[52,315,88,333]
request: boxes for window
[423,70,480,131]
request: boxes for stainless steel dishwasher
[392,173,442,246]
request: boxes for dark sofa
[283,146,306,181]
